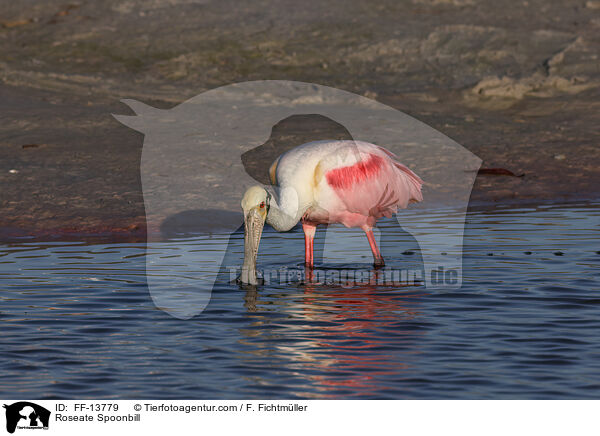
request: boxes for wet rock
[0,0,598,239]
[477,168,524,177]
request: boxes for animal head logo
[114,80,481,319]
[3,402,50,434]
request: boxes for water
[1,201,599,399]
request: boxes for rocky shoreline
[1,0,598,240]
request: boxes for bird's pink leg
[302,222,316,268]
[364,227,385,267]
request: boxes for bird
[240,140,423,285]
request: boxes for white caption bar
[1,400,598,436]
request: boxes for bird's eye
[259,202,265,209]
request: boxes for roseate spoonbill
[240,140,423,284]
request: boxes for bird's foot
[373,258,385,268]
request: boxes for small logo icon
[3,402,50,434]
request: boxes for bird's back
[272,140,423,228]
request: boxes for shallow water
[1,201,599,399]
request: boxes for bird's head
[240,186,270,285]
[241,186,270,221]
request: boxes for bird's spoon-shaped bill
[239,207,265,285]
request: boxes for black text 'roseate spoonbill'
[240,140,423,284]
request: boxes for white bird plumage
[240,140,423,284]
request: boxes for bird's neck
[266,187,306,232]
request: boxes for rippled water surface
[1,202,599,399]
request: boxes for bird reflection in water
[239,269,426,397]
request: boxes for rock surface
[0,0,598,239]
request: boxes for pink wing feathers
[321,143,423,224]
